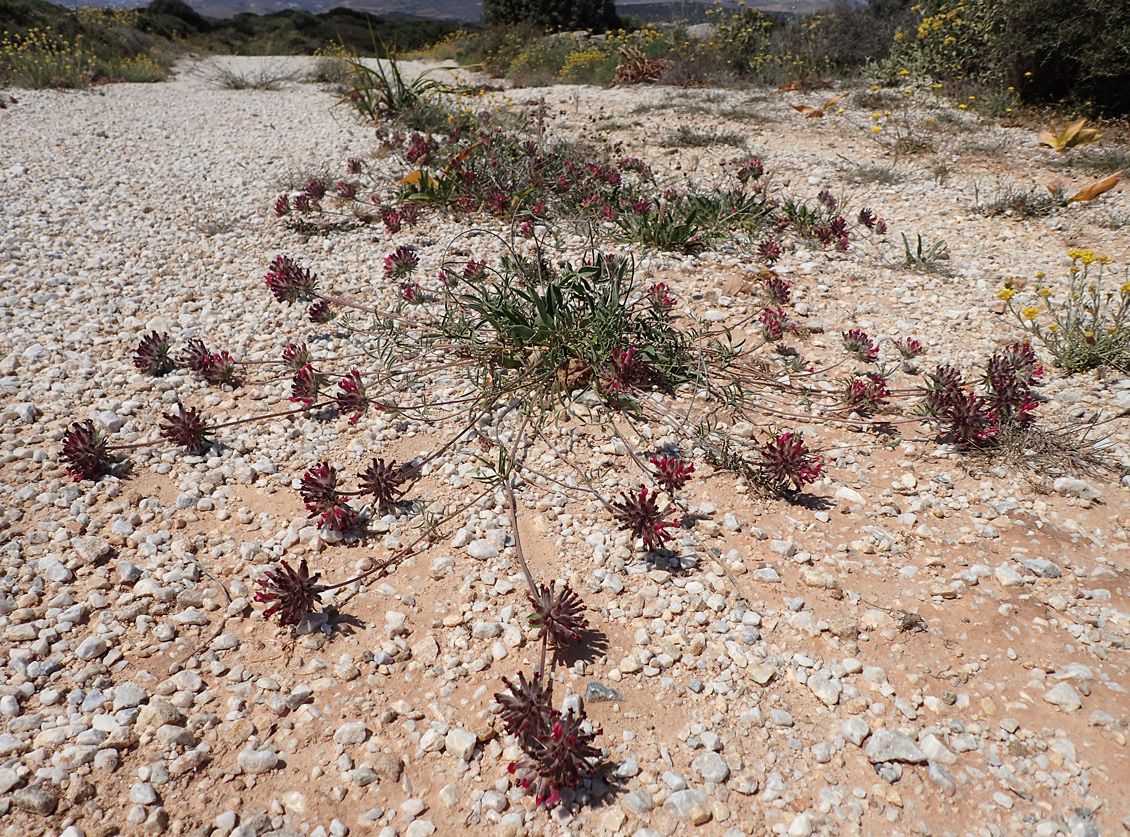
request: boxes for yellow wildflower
[1121,282,1130,295]
[996,288,1016,301]
[1035,270,1045,279]
[1098,255,1112,265]
[873,126,881,133]
[1047,323,1058,332]
[1038,287,1052,298]
[1021,306,1039,320]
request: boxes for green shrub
[886,0,1130,112]
[482,0,620,34]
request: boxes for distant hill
[45,0,836,24]
[0,0,466,55]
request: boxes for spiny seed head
[335,181,357,199]
[817,189,837,212]
[842,328,879,363]
[649,454,695,495]
[358,458,405,510]
[133,331,174,376]
[496,670,553,750]
[200,350,239,386]
[299,462,356,532]
[759,431,823,493]
[160,404,214,453]
[264,255,318,306]
[402,281,425,304]
[254,558,322,626]
[763,275,791,306]
[62,420,112,481]
[384,245,419,280]
[307,300,334,323]
[528,582,588,650]
[613,486,678,551]
[858,207,877,228]
[177,338,210,374]
[336,370,369,425]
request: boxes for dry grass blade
[613,45,673,85]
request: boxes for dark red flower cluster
[496,671,601,809]
[528,582,588,650]
[758,431,823,493]
[264,255,319,305]
[335,370,369,424]
[160,404,213,453]
[290,364,322,408]
[649,454,695,495]
[358,458,406,511]
[895,336,925,360]
[758,237,782,264]
[843,372,890,413]
[255,558,323,626]
[61,420,112,481]
[842,328,879,363]
[384,246,419,280]
[759,307,793,342]
[737,157,764,182]
[920,365,996,447]
[133,331,174,376]
[613,486,678,551]
[299,462,356,531]
[763,275,791,306]
[647,282,676,310]
[602,346,649,397]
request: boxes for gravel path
[1,57,1129,837]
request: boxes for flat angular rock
[691,751,729,783]
[584,681,623,703]
[664,789,712,824]
[12,785,57,815]
[445,728,477,761]
[841,718,870,747]
[1020,557,1061,579]
[334,722,369,746]
[1043,683,1082,712]
[238,748,278,773]
[864,729,926,763]
[807,671,842,707]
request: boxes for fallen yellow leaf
[1069,170,1121,203]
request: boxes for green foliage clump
[0,5,172,88]
[886,0,1130,112]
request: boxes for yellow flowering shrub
[1000,252,1130,373]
